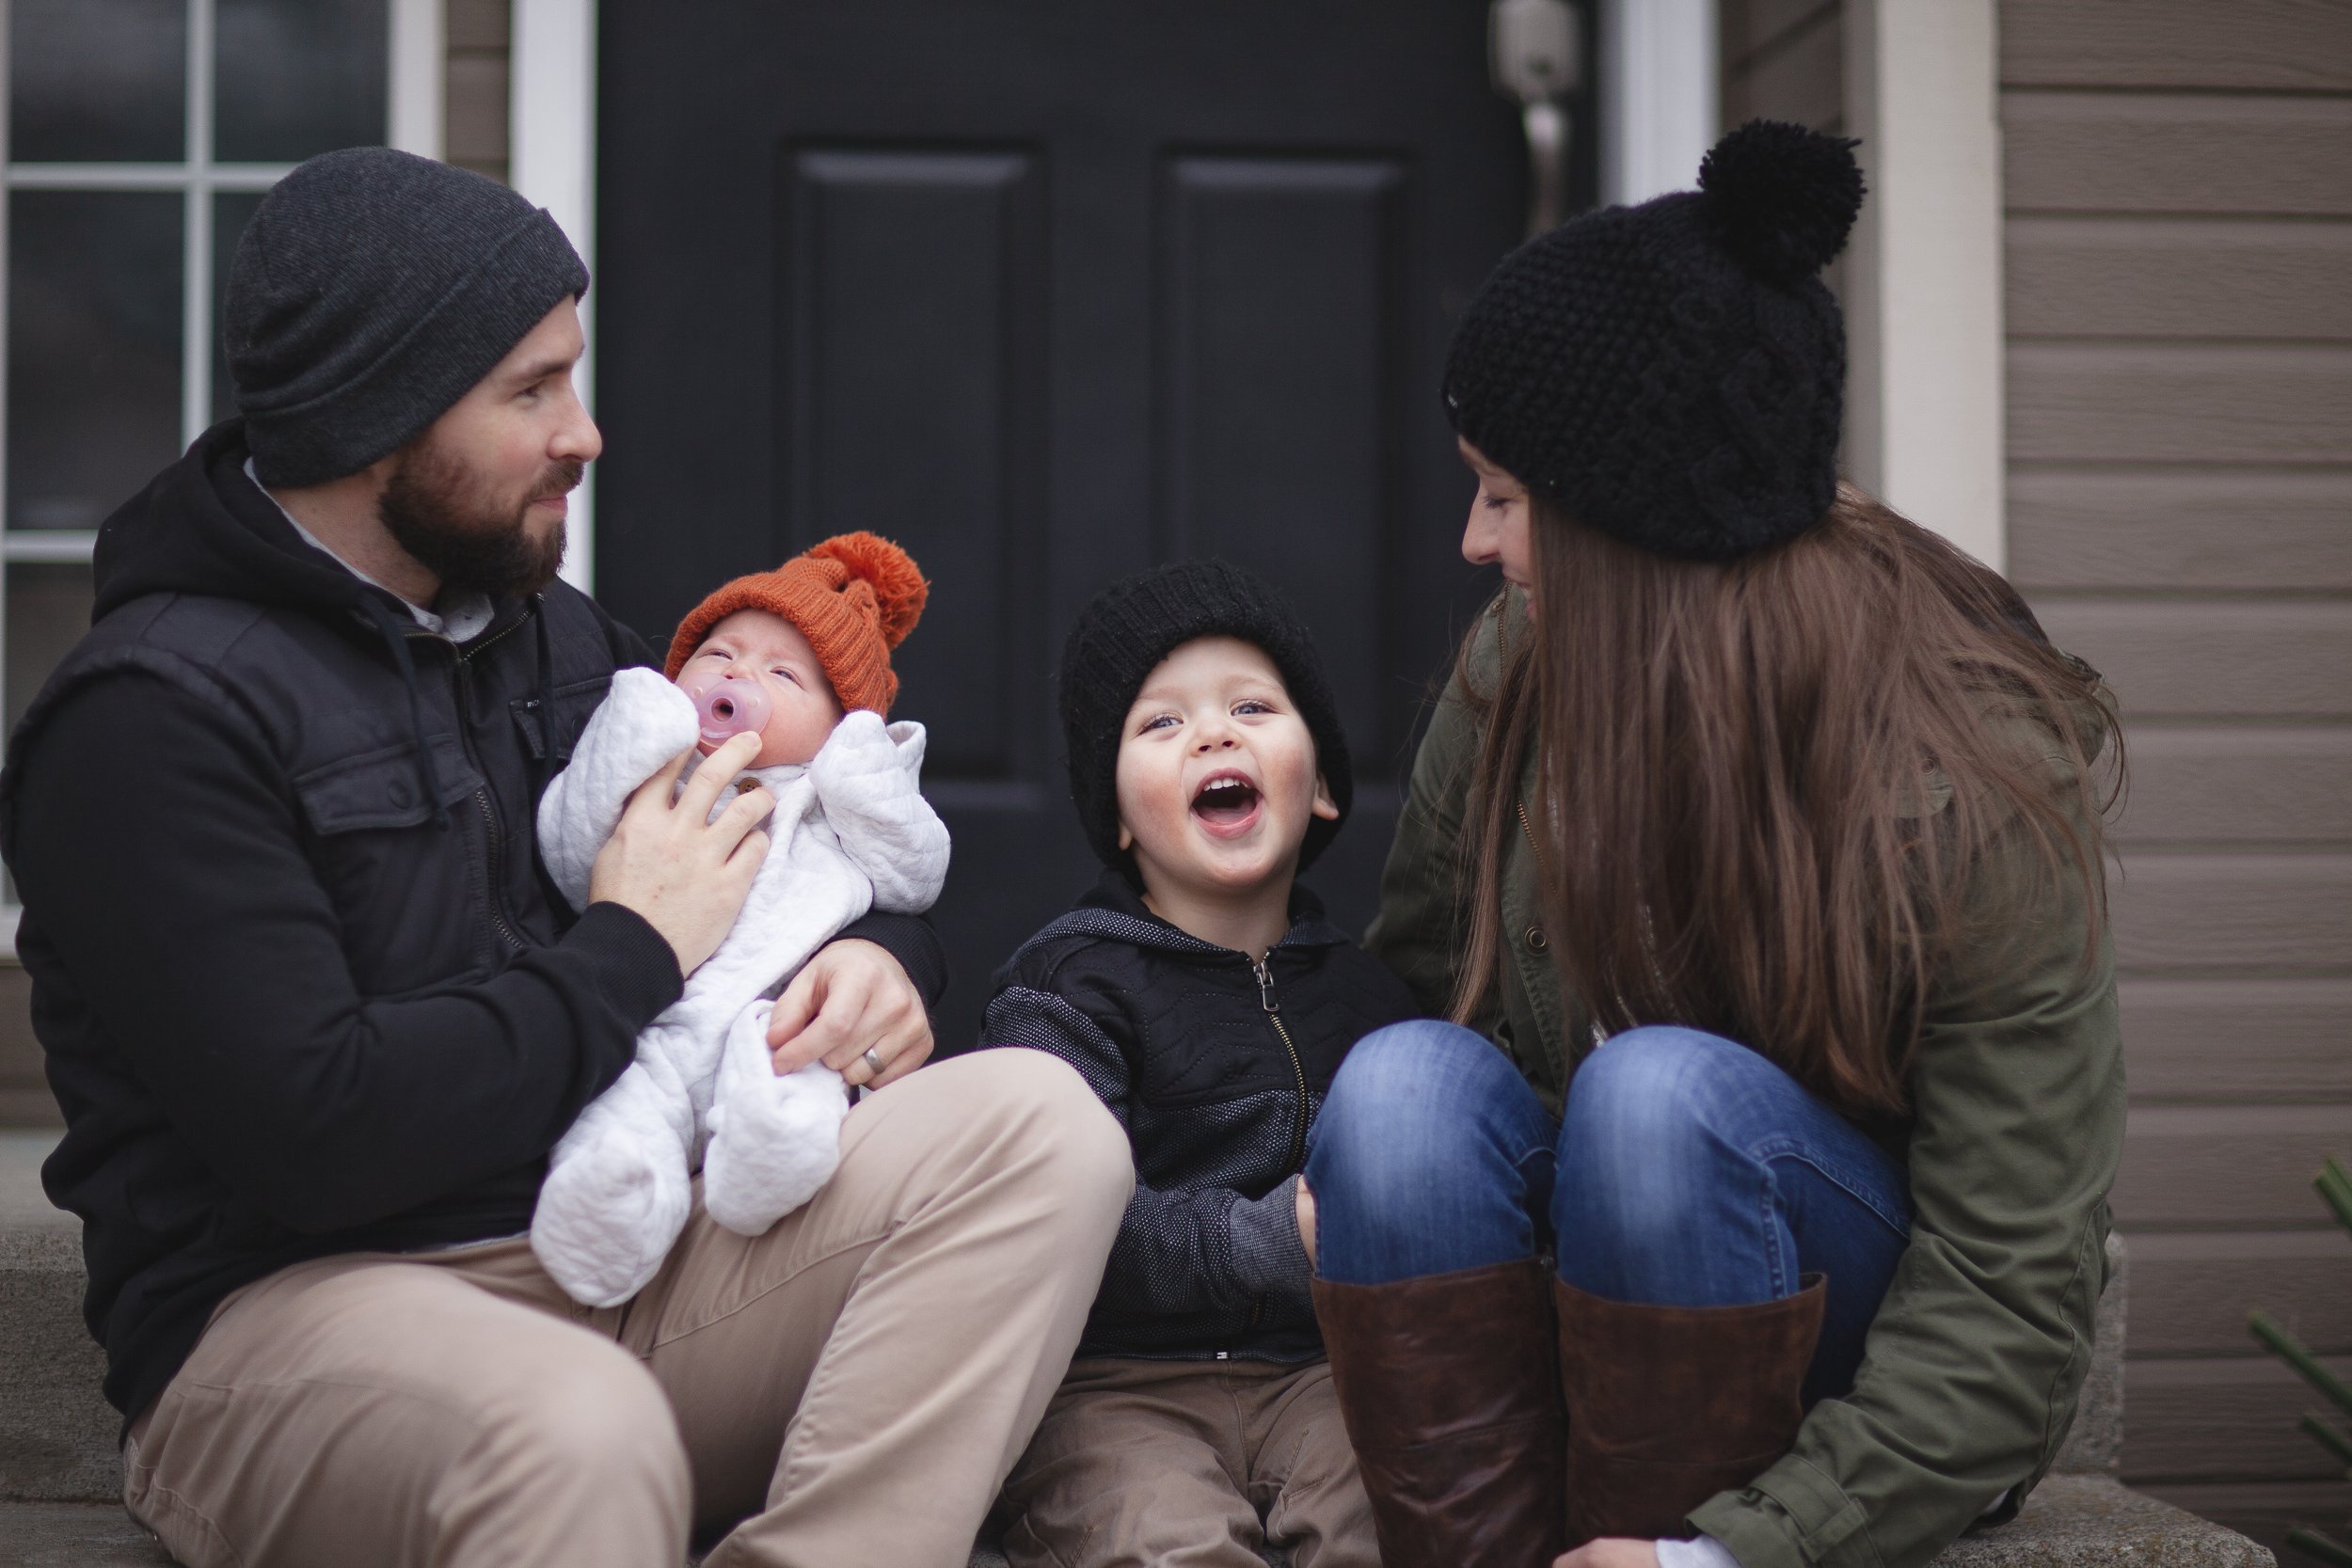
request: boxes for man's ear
[1118,821,1136,851]
[1311,773,1341,822]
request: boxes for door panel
[597,1,1595,1046]
[781,148,1049,782]
[1159,154,1404,757]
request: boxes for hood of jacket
[91,419,393,626]
[1004,867,1358,972]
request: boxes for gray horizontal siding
[2001,0,2352,1514]
[2001,0,2352,94]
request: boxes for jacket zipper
[422,620,532,954]
[469,787,525,952]
[1250,954,1311,1176]
[1248,951,1311,1337]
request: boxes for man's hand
[1296,1177,1319,1269]
[587,733,771,976]
[1557,1541,1662,1568]
[767,938,933,1089]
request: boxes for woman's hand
[1556,1541,1661,1568]
[1295,1177,1318,1269]
[766,938,934,1088]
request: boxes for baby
[530,532,949,1307]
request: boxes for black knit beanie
[1443,120,1865,560]
[1060,561,1353,873]
[226,148,589,486]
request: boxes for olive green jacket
[1365,597,2125,1568]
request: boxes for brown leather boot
[1556,1275,1828,1543]
[1311,1259,1566,1568]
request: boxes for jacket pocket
[294,737,482,832]
[294,741,491,991]
[510,674,615,767]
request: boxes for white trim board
[511,0,600,594]
[1841,0,2007,572]
[1600,0,1718,206]
[389,0,446,161]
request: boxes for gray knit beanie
[226,148,589,486]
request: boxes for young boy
[986,561,1416,1568]
[529,532,949,1307]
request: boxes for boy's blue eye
[1234,700,1272,716]
[1140,714,1178,733]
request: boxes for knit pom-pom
[1696,120,1864,284]
[806,531,928,648]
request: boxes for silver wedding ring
[861,1046,886,1079]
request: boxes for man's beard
[377,437,578,600]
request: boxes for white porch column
[1600,0,1719,206]
[511,0,600,593]
[1841,0,2008,570]
[388,0,445,160]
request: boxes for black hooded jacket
[984,872,1416,1363]
[0,422,945,1424]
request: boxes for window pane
[6,564,96,736]
[215,0,389,163]
[9,0,187,163]
[212,190,270,424]
[8,192,185,532]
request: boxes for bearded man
[0,149,1128,1568]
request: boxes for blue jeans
[1306,1021,1913,1404]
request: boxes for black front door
[596,2,1593,1046]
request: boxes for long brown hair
[1453,483,2120,1117]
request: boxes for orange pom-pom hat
[663,532,929,717]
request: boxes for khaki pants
[999,1357,1376,1568]
[120,1051,1131,1568]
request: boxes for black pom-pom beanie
[226,148,589,486]
[1443,119,1865,560]
[1059,561,1353,873]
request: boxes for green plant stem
[2319,1161,2352,1234]
[2288,1528,2352,1568]
[2302,1413,2352,1469]
[2253,1312,2352,1419]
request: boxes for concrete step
[0,1479,2275,1568]
[0,1134,2264,1568]
[0,1135,118,1506]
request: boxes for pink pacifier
[677,667,772,752]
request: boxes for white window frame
[0,0,441,952]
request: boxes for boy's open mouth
[1191,770,1262,830]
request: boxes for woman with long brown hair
[1300,123,2124,1568]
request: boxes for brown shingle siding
[2123,979,2352,1100]
[2005,93,2352,217]
[2111,729,2352,847]
[2002,0,2352,94]
[2007,217,2352,341]
[2008,469,2352,592]
[446,0,510,184]
[1999,0,2351,1535]
[1719,0,1843,132]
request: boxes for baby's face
[679,609,845,768]
[1113,636,1338,905]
